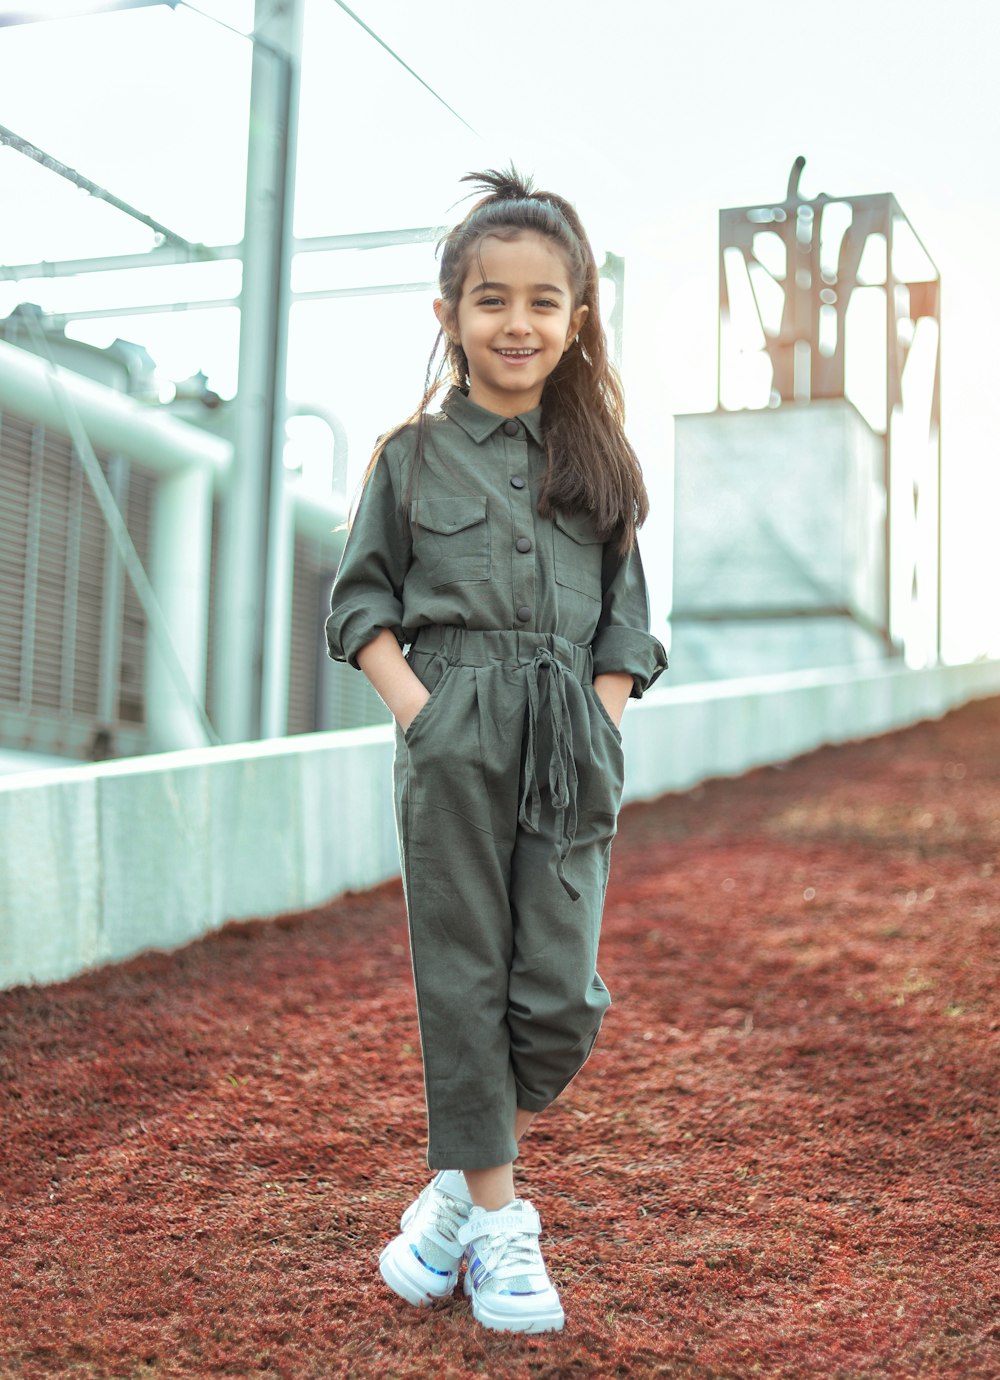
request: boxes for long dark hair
[363,166,649,553]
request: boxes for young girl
[326,168,666,1334]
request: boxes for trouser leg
[394,659,524,1170]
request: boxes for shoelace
[418,1190,468,1246]
[482,1229,542,1277]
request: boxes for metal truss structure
[718,156,942,663]
[0,0,626,759]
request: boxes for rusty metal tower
[717,156,942,663]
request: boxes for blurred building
[0,307,387,773]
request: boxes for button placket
[504,422,535,629]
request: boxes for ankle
[464,1165,516,1211]
[468,1188,516,1212]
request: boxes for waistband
[409,625,589,901]
[409,626,593,683]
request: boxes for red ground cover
[1,698,998,1379]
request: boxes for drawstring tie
[517,649,580,900]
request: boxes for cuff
[592,627,668,698]
[325,602,404,669]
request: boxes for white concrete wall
[3,658,999,990]
[673,403,886,621]
[671,403,894,683]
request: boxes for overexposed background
[1,0,997,660]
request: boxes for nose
[503,312,531,337]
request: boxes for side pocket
[580,686,625,832]
[589,685,623,746]
[403,661,451,745]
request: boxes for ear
[434,297,457,343]
[564,303,588,352]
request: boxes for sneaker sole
[463,1273,565,1333]
[378,1238,459,1308]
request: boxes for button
[516,605,532,623]
[515,537,532,553]
[503,419,520,437]
[510,476,526,490]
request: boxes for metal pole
[97,453,129,729]
[934,286,943,663]
[884,210,895,655]
[213,0,304,743]
[17,312,219,746]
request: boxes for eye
[534,298,560,309]
[476,295,504,307]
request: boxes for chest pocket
[553,509,604,602]
[410,497,490,588]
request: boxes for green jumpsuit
[326,388,667,1169]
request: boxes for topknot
[460,165,537,205]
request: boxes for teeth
[498,349,536,356]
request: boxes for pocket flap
[553,508,602,546]
[410,496,488,535]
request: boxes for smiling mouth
[495,348,538,357]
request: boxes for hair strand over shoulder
[355,164,648,554]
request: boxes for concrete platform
[3,658,1000,989]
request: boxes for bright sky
[1,0,998,661]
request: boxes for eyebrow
[467,280,566,296]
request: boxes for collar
[440,387,544,447]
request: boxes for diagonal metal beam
[0,1,178,22]
[0,121,211,254]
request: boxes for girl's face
[435,231,588,417]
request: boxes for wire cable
[329,0,479,136]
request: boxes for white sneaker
[458,1199,565,1333]
[378,1170,472,1306]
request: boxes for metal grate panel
[0,409,152,758]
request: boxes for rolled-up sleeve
[591,540,668,698]
[325,449,411,668]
